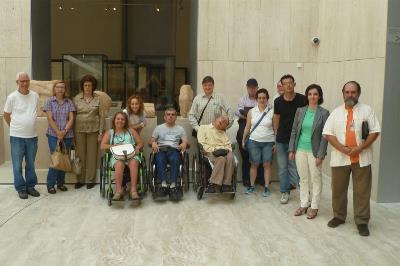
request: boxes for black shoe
[86,183,96,189]
[357,224,370,236]
[47,187,56,194]
[327,217,345,228]
[221,185,234,193]
[27,187,40,197]
[18,190,28,199]
[169,187,182,201]
[157,187,169,197]
[75,182,85,189]
[289,183,297,190]
[205,183,220,193]
[242,180,250,187]
[57,185,68,192]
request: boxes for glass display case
[62,54,108,97]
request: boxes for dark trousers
[331,163,372,225]
[236,120,264,186]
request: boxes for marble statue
[178,84,193,118]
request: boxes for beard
[344,97,358,107]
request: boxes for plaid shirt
[43,96,75,138]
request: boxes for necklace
[114,131,126,144]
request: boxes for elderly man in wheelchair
[149,107,188,201]
[197,115,236,196]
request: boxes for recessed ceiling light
[105,7,108,11]
[113,7,117,11]
[58,6,63,10]
[70,7,75,11]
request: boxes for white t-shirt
[4,89,39,138]
[249,105,275,142]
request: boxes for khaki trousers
[208,151,234,186]
[295,151,323,209]
[331,163,372,224]
[75,132,99,184]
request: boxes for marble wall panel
[206,0,230,61]
[212,61,244,110]
[229,0,261,61]
[196,61,213,94]
[243,61,274,92]
[4,57,32,94]
[0,58,6,112]
[0,116,4,165]
[0,0,31,58]
[197,0,209,61]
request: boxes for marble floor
[0,178,399,266]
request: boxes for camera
[312,37,320,45]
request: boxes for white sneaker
[280,192,289,204]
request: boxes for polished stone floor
[0,179,399,266]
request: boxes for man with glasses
[273,74,306,204]
[150,108,188,200]
[3,72,40,199]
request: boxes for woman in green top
[100,111,143,200]
[288,84,330,219]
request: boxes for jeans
[10,136,38,192]
[155,149,181,183]
[47,135,73,188]
[276,142,300,193]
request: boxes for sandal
[294,207,308,216]
[112,192,124,201]
[307,208,318,219]
[129,191,140,200]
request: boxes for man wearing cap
[236,78,258,186]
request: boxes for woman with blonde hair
[124,95,146,134]
[43,81,75,193]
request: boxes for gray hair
[16,72,30,81]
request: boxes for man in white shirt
[323,81,380,236]
[3,72,40,199]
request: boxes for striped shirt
[188,92,234,131]
[43,96,75,138]
[235,95,257,117]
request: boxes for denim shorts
[247,139,274,164]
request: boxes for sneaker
[327,217,345,228]
[280,192,289,204]
[169,187,182,201]
[262,187,271,197]
[245,186,255,194]
[47,187,56,194]
[18,190,28,199]
[156,187,169,197]
[27,187,40,197]
[221,185,234,193]
[357,224,370,236]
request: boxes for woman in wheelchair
[197,116,235,193]
[100,111,143,201]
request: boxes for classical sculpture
[178,84,193,118]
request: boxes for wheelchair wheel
[100,154,108,198]
[142,156,148,193]
[197,186,204,200]
[148,153,156,193]
[107,190,113,206]
[138,156,146,195]
[192,154,198,192]
[183,152,190,192]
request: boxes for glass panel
[62,54,107,98]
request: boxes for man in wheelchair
[150,108,188,200]
[197,116,235,193]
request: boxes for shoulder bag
[243,107,272,150]
[50,140,72,172]
[192,96,212,138]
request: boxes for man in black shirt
[273,74,306,204]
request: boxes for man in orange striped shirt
[323,81,381,236]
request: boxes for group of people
[3,72,380,236]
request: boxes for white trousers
[295,150,323,209]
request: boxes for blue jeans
[10,136,38,192]
[47,135,73,188]
[155,149,181,183]
[276,142,300,193]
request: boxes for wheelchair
[148,146,189,201]
[99,149,147,206]
[192,144,238,200]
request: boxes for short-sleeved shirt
[4,89,39,138]
[152,123,186,149]
[43,96,75,138]
[73,93,103,133]
[249,106,275,142]
[122,109,146,127]
[297,108,316,152]
[274,93,307,143]
[322,103,381,167]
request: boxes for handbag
[70,144,81,175]
[243,107,271,150]
[110,144,136,160]
[50,140,72,172]
[212,149,229,157]
[192,96,213,138]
